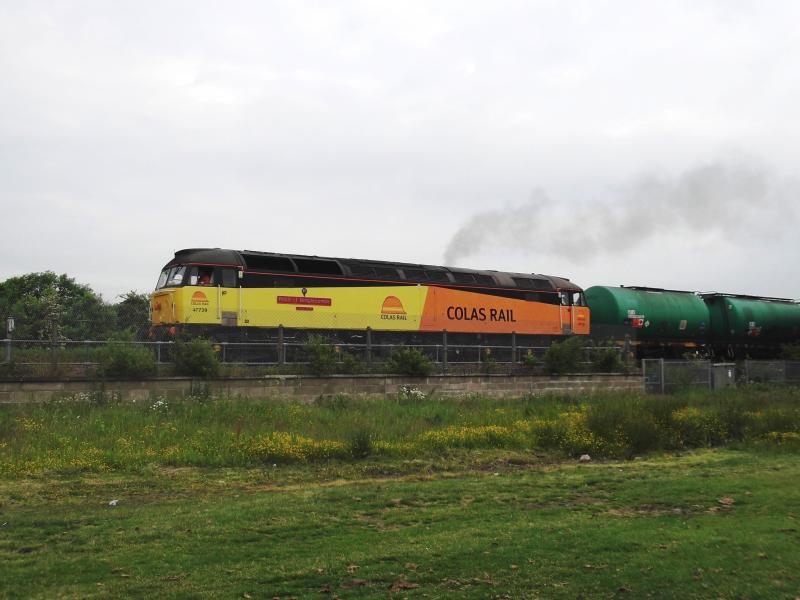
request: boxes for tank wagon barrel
[585,285,800,358]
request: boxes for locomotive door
[560,291,572,334]
[217,267,241,327]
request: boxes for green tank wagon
[586,286,800,357]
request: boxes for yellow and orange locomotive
[150,248,589,344]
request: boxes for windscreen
[157,266,186,289]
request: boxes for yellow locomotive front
[150,249,244,336]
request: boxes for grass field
[2,389,800,598]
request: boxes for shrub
[544,336,585,375]
[590,346,625,373]
[172,338,220,378]
[97,337,156,379]
[340,352,364,375]
[305,334,337,376]
[387,347,432,377]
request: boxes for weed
[349,429,373,458]
[398,385,427,404]
[522,350,539,369]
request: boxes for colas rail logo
[191,291,209,313]
[380,296,407,320]
[191,291,209,306]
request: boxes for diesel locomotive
[149,248,800,358]
[149,248,589,347]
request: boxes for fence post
[660,358,665,394]
[511,331,517,364]
[641,358,646,391]
[50,333,57,371]
[4,316,13,364]
[442,330,448,368]
[221,342,227,363]
[277,325,285,365]
[708,361,713,390]
[157,341,162,364]
[366,327,372,365]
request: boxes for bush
[590,346,625,373]
[387,347,433,377]
[340,352,364,375]
[305,334,337,376]
[544,336,585,375]
[97,337,156,379]
[172,338,220,378]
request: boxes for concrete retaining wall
[0,374,643,404]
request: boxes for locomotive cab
[150,249,245,333]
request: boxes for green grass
[2,387,800,476]
[1,449,800,598]
[2,388,800,597]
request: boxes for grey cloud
[443,161,793,267]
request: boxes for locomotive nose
[151,292,174,324]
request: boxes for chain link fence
[643,359,800,393]
[0,336,628,380]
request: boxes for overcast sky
[2,0,799,301]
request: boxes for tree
[114,291,151,339]
[0,272,117,340]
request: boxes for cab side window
[221,269,237,287]
[190,266,214,285]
